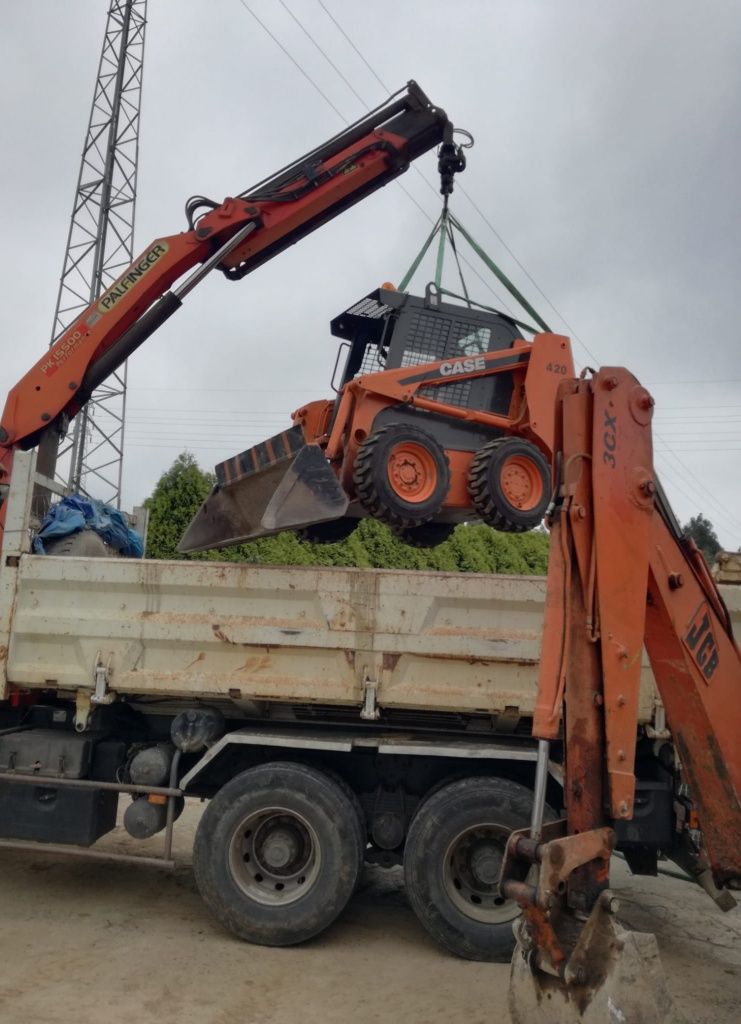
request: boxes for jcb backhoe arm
[501,367,741,1023]
[0,82,457,534]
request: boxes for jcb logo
[439,356,485,377]
[683,602,720,682]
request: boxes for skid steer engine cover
[333,286,522,443]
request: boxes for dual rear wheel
[193,763,542,961]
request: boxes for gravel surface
[0,803,739,1024]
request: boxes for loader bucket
[508,898,678,1024]
[177,428,348,553]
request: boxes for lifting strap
[397,201,552,333]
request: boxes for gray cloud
[1,0,739,544]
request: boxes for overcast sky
[1,0,740,546]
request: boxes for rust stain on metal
[428,626,537,642]
[522,904,567,971]
[209,615,316,640]
[230,654,273,674]
[706,732,731,782]
[408,650,536,667]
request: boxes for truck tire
[468,437,550,532]
[404,776,551,961]
[321,767,368,888]
[193,761,363,946]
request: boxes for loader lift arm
[502,366,741,1022]
[0,81,457,530]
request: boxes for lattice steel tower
[50,0,147,506]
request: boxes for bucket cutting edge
[177,441,349,553]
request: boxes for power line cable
[240,1,739,540]
[655,451,741,534]
[236,1,516,314]
[314,0,593,357]
[237,0,346,119]
[277,0,369,108]
[281,1,517,313]
[653,457,741,537]
[312,2,741,537]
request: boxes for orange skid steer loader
[179,285,575,553]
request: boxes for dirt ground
[0,803,739,1024]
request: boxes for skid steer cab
[179,286,574,553]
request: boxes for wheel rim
[442,823,517,924]
[386,441,438,503]
[499,454,544,511]
[228,806,322,906]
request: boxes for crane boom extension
[0,81,454,533]
[503,366,741,1023]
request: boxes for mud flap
[178,441,348,553]
[508,899,678,1024]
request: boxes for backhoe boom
[503,365,741,1023]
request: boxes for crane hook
[437,128,474,196]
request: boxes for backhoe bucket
[508,901,678,1024]
[177,429,348,553]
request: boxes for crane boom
[0,81,456,534]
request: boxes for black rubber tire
[297,517,357,544]
[321,767,368,874]
[404,776,552,962]
[193,762,362,946]
[394,522,456,548]
[44,529,115,557]
[468,437,550,533]
[353,424,450,530]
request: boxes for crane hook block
[438,141,466,196]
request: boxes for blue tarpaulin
[33,494,144,558]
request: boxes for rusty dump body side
[0,453,737,729]
[3,549,738,725]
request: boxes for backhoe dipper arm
[502,366,741,1022]
[0,82,454,500]
[533,367,741,884]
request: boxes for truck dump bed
[1,455,737,727]
[6,551,739,724]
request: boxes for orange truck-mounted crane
[500,366,741,1022]
[0,81,461,534]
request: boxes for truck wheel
[193,762,362,946]
[468,437,550,532]
[353,424,450,530]
[394,522,455,548]
[322,767,368,880]
[404,776,549,961]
